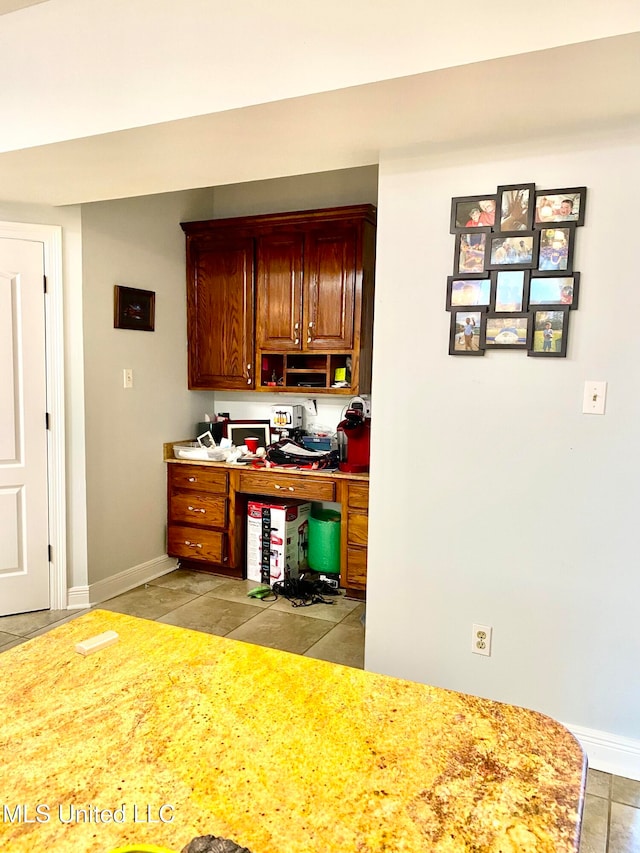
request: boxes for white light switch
[582,380,606,415]
[123,368,133,389]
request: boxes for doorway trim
[0,220,66,611]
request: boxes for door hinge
[43,275,47,293]
[45,412,51,430]
[48,544,52,562]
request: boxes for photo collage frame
[447,184,586,357]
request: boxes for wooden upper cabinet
[184,234,255,390]
[181,205,376,394]
[255,232,304,351]
[304,223,357,351]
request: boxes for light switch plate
[582,380,606,415]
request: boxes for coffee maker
[336,397,371,473]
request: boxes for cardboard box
[246,499,310,585]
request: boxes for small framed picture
[454,232,488,275]
[450,195,497,233]
[449,310,486,356]
[114,285,155,331]
[534,187,587,226]
[491,270,530,312]
[528,309,569,357]
[486,231,539,270]
[483,313,532,349]
[496,183,535,232]
[536,225,575,273]
[446,276,491,310]
[225,420,271,449]
[528,273,580,310]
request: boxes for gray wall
[366,131,640,747]
[81,189,215,584]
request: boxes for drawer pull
[184,540,203,549]
[187,506,205,513]
[274,484,295,492]
[188,477,197,482]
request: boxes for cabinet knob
[294,322,299,330]
[294,338,299,345]
[187,506,205,513]
[188,477,197,482]
[274,484,281,490]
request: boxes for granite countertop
[0,610,585,852]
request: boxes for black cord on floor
[271,576,339,607]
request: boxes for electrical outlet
[472,624,492,656]
[123,368,133,389]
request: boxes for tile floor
[1,569,639,852]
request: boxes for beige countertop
[164,441,369,481]
[0,610,585,852]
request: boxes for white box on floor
[246,499,310,585]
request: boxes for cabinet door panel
[187,239,254,389]
[256,232,304,351]
[304,225,357,350]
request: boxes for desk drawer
[170,464,228,494]
[170,492,227,528]
[168,525,225,563]
[238,471,336,502]
[347,510,369,547]
[346,546,367,588]
[348,483,369,510]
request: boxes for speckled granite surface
[0,610,585,852]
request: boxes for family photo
[530,310,568,356]
[535,188,586,225]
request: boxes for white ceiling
[0,32,638,208]
[0,0,48,15]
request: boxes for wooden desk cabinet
[166,459,368,597]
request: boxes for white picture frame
[226,421,271,449]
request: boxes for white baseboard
[66,555,178,609]
[567,723,640,781]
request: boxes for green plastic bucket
[308,509,341,574]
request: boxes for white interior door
[0,237,49,616]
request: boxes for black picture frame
[528,308,570,358]
[534,224,576,274]
[486,231,539,271]
[453,232,488,275]
[490,269,530,313]
[450,194,497,233]
[446,275,492,310]
[114,285,155,332]
[449,310,486,356]
[483,312,533,349]
[534,187,587,227]
[528,272,580,310]
[496,183,535,232]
